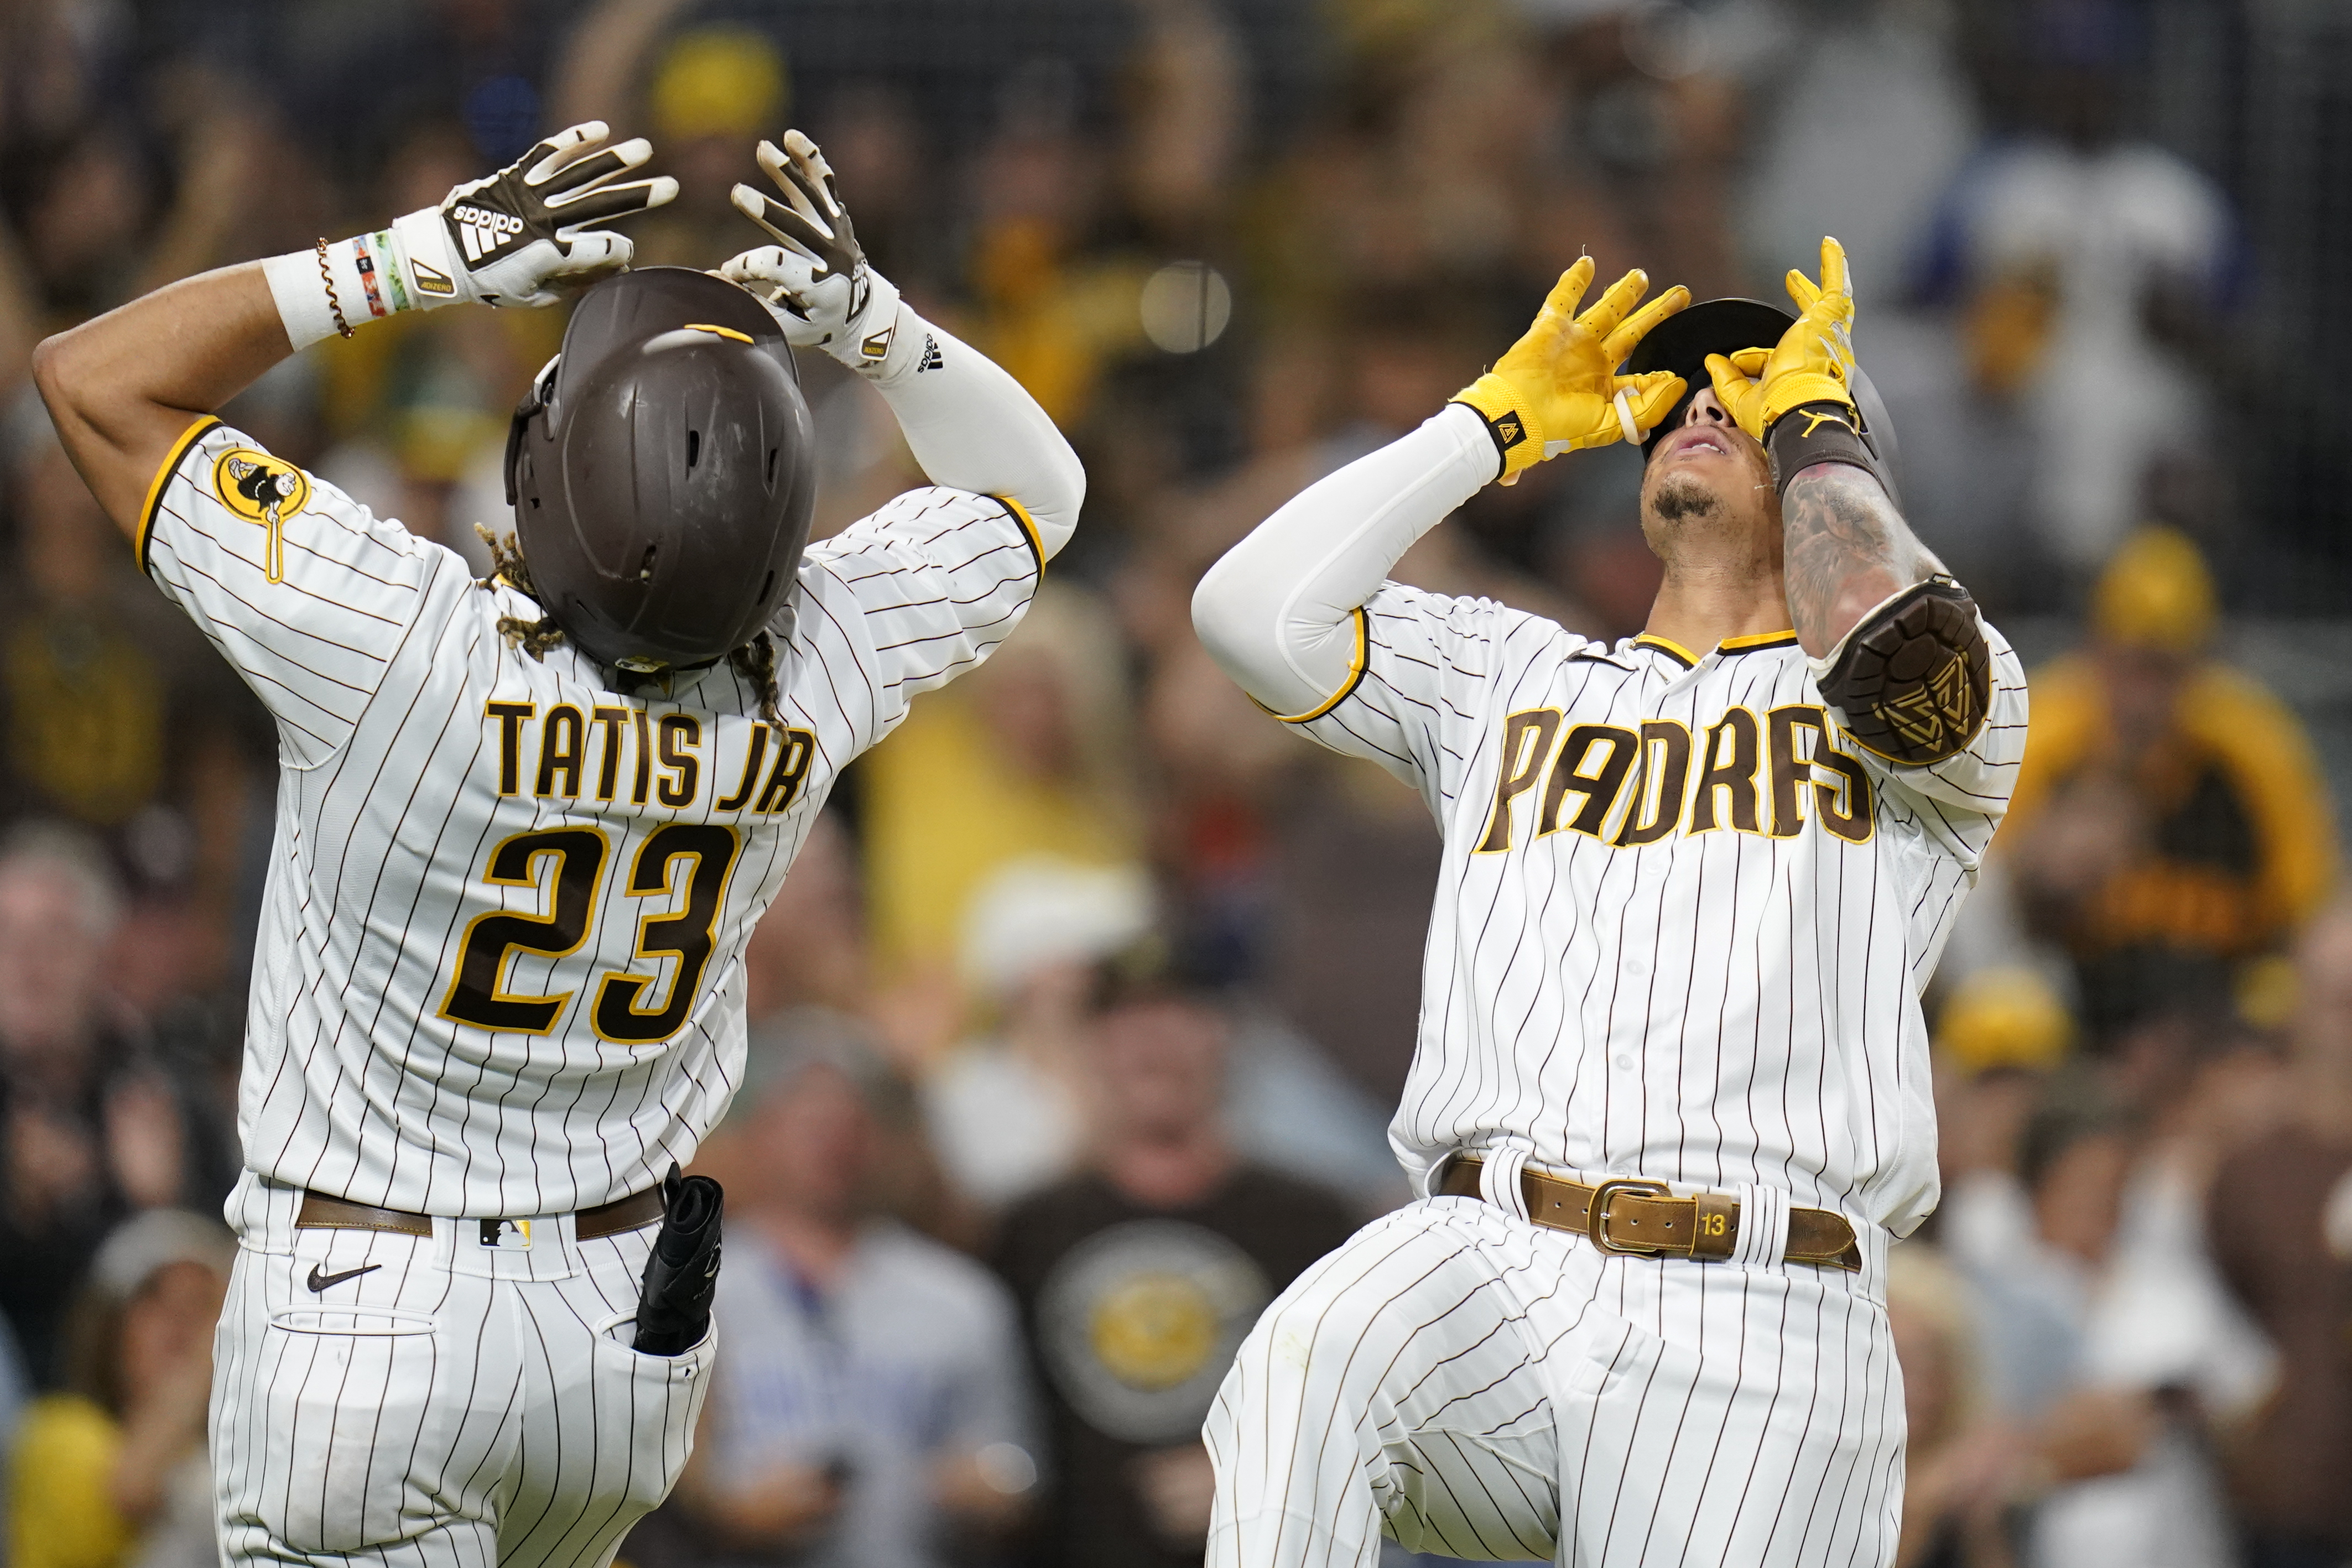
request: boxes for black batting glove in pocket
[632,1163,723,1356]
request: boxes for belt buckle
[1585,1177,1673,1256]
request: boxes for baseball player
[33,122,1081,1568]
[1188,242,2027,1566]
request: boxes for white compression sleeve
[858,305,1085,556]
[1191,403,1498,718]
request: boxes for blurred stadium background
[0,1,2349,1566]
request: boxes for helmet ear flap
[504,356,560,509]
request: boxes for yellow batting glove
[1451,258,1690,481]
[1704,236,1859,442]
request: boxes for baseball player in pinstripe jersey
[33,124,1081,1568]
[1189,241,2027,1566]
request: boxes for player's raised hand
[408,122,678,310]
[1704,236,1859,442]
[1451,259,1690,482]
[721,131,903,369]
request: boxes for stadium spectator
[2003,527,2337,1035]
[922,856,1154,1212]
[615,23,792,275]
[1,426,174,837]
[6,1208,232,1568]
[740,811,872,1027]
[1958,1081,2247,1568]
[991,949,1355,1568]
[2207,902,2352,1568]
[1935,965,2075,1273]
[0,416,263,999]
[666,1022,1039,1568]
[0,826,215,1386]
[858,584,1144,994]
[1887,1244,2014,1568]
[1924,0,2238,572]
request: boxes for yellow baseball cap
[2092,525,2216,653]
[651,27,787,142]
[1935,966,2074,1074]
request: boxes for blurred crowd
[0,0,2346,1566]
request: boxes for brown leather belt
[1439,1156,1861,1272]
[294,1185,666,1242]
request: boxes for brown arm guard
[1815,576,1991,766]
[1767,399,1897,503]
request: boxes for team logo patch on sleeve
[214,450,310,584]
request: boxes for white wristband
[261,212,467,352]
[259,247,346,352]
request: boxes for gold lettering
[1614,720,1694,847]
[1689,708,1761,835]
[1539,724,1640,840]
[655,715,702,808]
[1767,705,1827,837]
[1475,709,1563,853]
[1812,735,1875,843]
[715,726,769,812]
[590,706,629,801]
[535,705,584,798]
[753,728,815,814]
[485,701,535,796]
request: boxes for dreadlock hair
[476,525,567,660]
[479,524,786,727]
[727,631,785,731]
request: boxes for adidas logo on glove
[449,203,526,262]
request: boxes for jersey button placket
[1611,946,1641,1073]
[1654,649,1710,702]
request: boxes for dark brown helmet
[506,267,816,673]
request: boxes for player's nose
[1679,386,1735,428]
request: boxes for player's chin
[1645,456,1732,510]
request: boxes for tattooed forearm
[1779,464,1943,658]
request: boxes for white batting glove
[391,121,679,309]
[720,132,903,370]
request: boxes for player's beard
[1641,470,1778,582]
[1651,472,1720,527]
[1641,472,1724,567]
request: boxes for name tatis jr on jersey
[482,700,816,814]
[1476,701,1874,853]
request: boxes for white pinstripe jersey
[1289,590,2027,1236]
[142,418,1045,1217]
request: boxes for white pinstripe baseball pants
[209,1176,713,1568]
[1205,1193,1903,1567]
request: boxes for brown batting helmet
[505,267,816,673]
